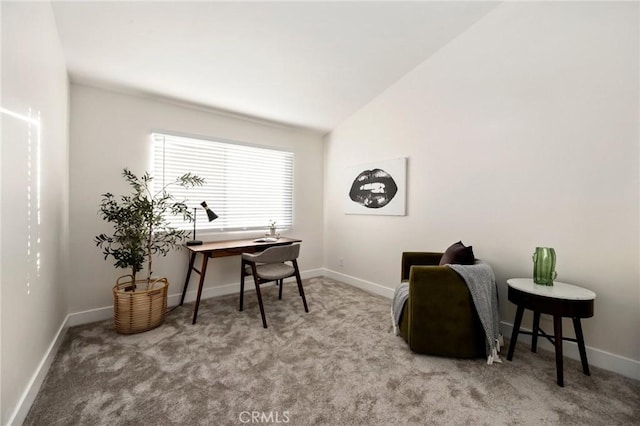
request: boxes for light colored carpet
[25,277,639,425]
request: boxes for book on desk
[253,237,279,243]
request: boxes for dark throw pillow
[439,241,475,265]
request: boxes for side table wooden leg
[531,311,541,353]
[572,317,591,376]
[554,315,564,387]
[180,252,197,306]
[192,255,209,325]
[507,305,525,361]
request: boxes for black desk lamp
[186,201,218,246]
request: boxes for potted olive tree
[95,168,204,334]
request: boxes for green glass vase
[532,247,557,286]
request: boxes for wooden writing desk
[180,237,302,324]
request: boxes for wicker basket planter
[113,275,169,334]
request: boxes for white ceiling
[52,1,499,133]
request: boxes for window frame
[151,130,295,235]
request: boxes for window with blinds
[152,132,294,233]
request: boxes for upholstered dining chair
[239,243,309,328]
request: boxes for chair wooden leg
[254,279,268,328]
[239,261,246,311]
[278,279,283,300]
[293,261,308,313]
[248,263,267,328]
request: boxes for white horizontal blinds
[152,133,294,232]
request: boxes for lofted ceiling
[52,1,499,133]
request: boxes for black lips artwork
[349,168,398,208]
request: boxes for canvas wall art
[344,157,407,215]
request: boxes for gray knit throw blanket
[449,261,503,364]
[391,282,409,336]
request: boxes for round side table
[506,278,596,387]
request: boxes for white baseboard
[67,305,112,327]
[67,268,328,327]
[500,321,640,381]
[7,317,69,426]
[323,269,395,299]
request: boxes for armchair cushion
[439,241,475,266]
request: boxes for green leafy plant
[95,168,204,287]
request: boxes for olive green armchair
[398,252,486,358]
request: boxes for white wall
[68,85,324,314]
[325,1,639,365]
[1,2,69,424]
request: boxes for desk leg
[192,255,209,325]
[572,317,591,376]
[554,315,564,387]
[180,252,197,306]
[507,305,524,361]
[531,311,541,353]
